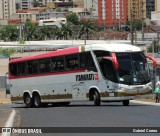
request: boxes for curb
[0,99,11,104]
[131,100,160,106]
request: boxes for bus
[8,44,156,108]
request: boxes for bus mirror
[146,55,157,68]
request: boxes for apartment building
[155,0,160,12]
[87,0,127,26]
[151,0,160,20]
[0,0,16,19]
[16,0,34,10]
[12,8,65,23]
[38,0,72,6]
[127,0,146,21]
[146,0,155,19]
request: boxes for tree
[0,25,19,41]
[60,23,72,40]
[54,23,72,40]
[32,1,42,7]
[38,25,53,40]
[54,26,64,40]
[0,48,15,58]
[16,3,20,10]
[127,20,146,31]
[24,21,38,41]
[79,20,96,40]
[66,13,79,25]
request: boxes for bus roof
[9,44,141,63]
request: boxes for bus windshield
[116,52,151,85]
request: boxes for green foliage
[67,13,79,25]
[0,48,15,58]
[56,8,61,12]
[16,3,20,10]
[38,25,54,40]
[0,25,19,41]
[0,19,98,41]
[127,20,146,31]
[32,1,42,7]
[24,21,38,41]
[54,22,72,40]
[79,20,97,40]
[18,38,25,45]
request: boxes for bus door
[72,80,85,100]
[99,58,118,92]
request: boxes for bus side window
[39,58,51,73]
[79,53,86,69]
[17,62,27,76]
[51,57,64,72]
[80,52,97,71]
[57,57,64,71]
[10,63,18,76]
[51,58,57,72]
[65,54,79,70]
[27,60,39,75]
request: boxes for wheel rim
[26,97,31,104]
[93,93,96,102]
[34,96,40,106]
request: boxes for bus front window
[116,52,151,85]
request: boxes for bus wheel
[122,100,129,106]
[24,93,32,108]
[93,91,101,106]
[33,94,41,108]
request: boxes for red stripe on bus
[9,69,86,79]
[10,47,79,63]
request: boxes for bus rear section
[8,44,156,107]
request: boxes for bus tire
[93,91,101,106]
[33,93,41,108]
[24,93,32,108]
[122,100,129,106]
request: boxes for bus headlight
[148,82,152,87]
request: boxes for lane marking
[2,110,15,136]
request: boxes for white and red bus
[9,44,156,108]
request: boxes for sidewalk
[0,91,11,104]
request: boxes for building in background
[0,0,16,20]
[151,0,160,20]
[38,17,66,27]
[12,7,65,24]
[146,0,155,19]
[90,0,127,26]
[16,0,34,10]
[127,0,146,21]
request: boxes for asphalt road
[0,101,156,136]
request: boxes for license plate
[109,93,114,97]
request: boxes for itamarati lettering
[76,74,94,81]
